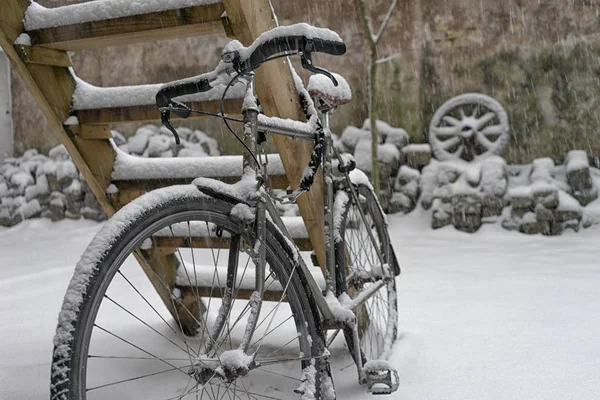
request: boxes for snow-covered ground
[1,213,599,399]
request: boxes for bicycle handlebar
[156,24,345,109]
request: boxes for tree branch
[373,0,399,44]
[376,52,402,64]
[354,0,376,45]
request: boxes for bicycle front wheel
[334,182,399,363]
[51,185,329,400]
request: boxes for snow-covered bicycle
[50,24,400,400]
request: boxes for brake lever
[160,109,181,145]
[170,99,191,119]
[301,39,338,86]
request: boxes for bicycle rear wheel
[51,185,330,400]
[334,182,399,363]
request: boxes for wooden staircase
[0,0,329,326]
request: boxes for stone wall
[10,0,600,164]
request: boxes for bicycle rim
[335,184,398,362]
[52,195,324,400]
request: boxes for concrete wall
[9,0,600,163]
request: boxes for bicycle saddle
[307,72,352,107]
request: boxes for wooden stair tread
[24,1,227,50]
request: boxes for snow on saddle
[307,72,352,107]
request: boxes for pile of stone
[0,146,106,227]
[416,156,509,232]
[501,151,597,235]
[1,125,226,228]
[116,124,220,158]
[337,119,409,211]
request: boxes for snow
[3,206,600,399]
[14,33,31,46]
[71,75,245,110]
[565,150,590,173]
[237,23,343,62]
[24,0,221,30]
[307,72,352,105]
[112,146,285,180]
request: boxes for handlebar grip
[156,78,212,109]
[241,36,346,71]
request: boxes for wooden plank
[14,44,72,67]
[28,4,226,51]
[223,0,328,270]
[0,5,115,215]
[153,235,313,251]
[76,99,243,124]
[70,124,113,139]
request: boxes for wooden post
[0,0,115,214]
[223,0,328,270]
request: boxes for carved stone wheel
[429,93,509,161]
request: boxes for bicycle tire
[334,183,399,363]
[50,184,331,400]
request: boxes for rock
[554,191,583,222]
[431,199,452,229]
[82,206,107,222]
[362,119,410,151]
[388,192,414,214]
[400,144,431,170]
[46,173,61,192]
[48,145,70,161]
[35,174,50,196]
[482,196,504,217]
[508,186,533,209]
[0,208,12,227]
[511,206,529,218]
[17,199,42,219]
[530,157,555,183]
[521,219,550,235]
[534,203,554,221]
[420,161,440,209]
[84,191,99,208]
[452,194,482,233]
[49,192,66,221]
[561,219,580,233]
[56,160,77,189]
[65,210,81,220]
[565,150,597,206]
[531,182,559,209]
[24,185,38,201]
[480,156,508,197]
[395,166,421,205]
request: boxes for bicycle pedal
[363,360,399,395]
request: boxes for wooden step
[71,77,243,124]
[148,217,310,251]
[24,1,228,51]
[109,149,291,208]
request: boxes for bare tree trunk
[369,46,380,197]
[354,0,398,199]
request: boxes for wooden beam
[76,99,243,124]
[27,4,226,51]
[153,235,312,251]
[14,44,72,67]
[223,0,328,270]
[70,124,113,139]
[0,4,115,215]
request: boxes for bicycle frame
[235,72,371,381]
